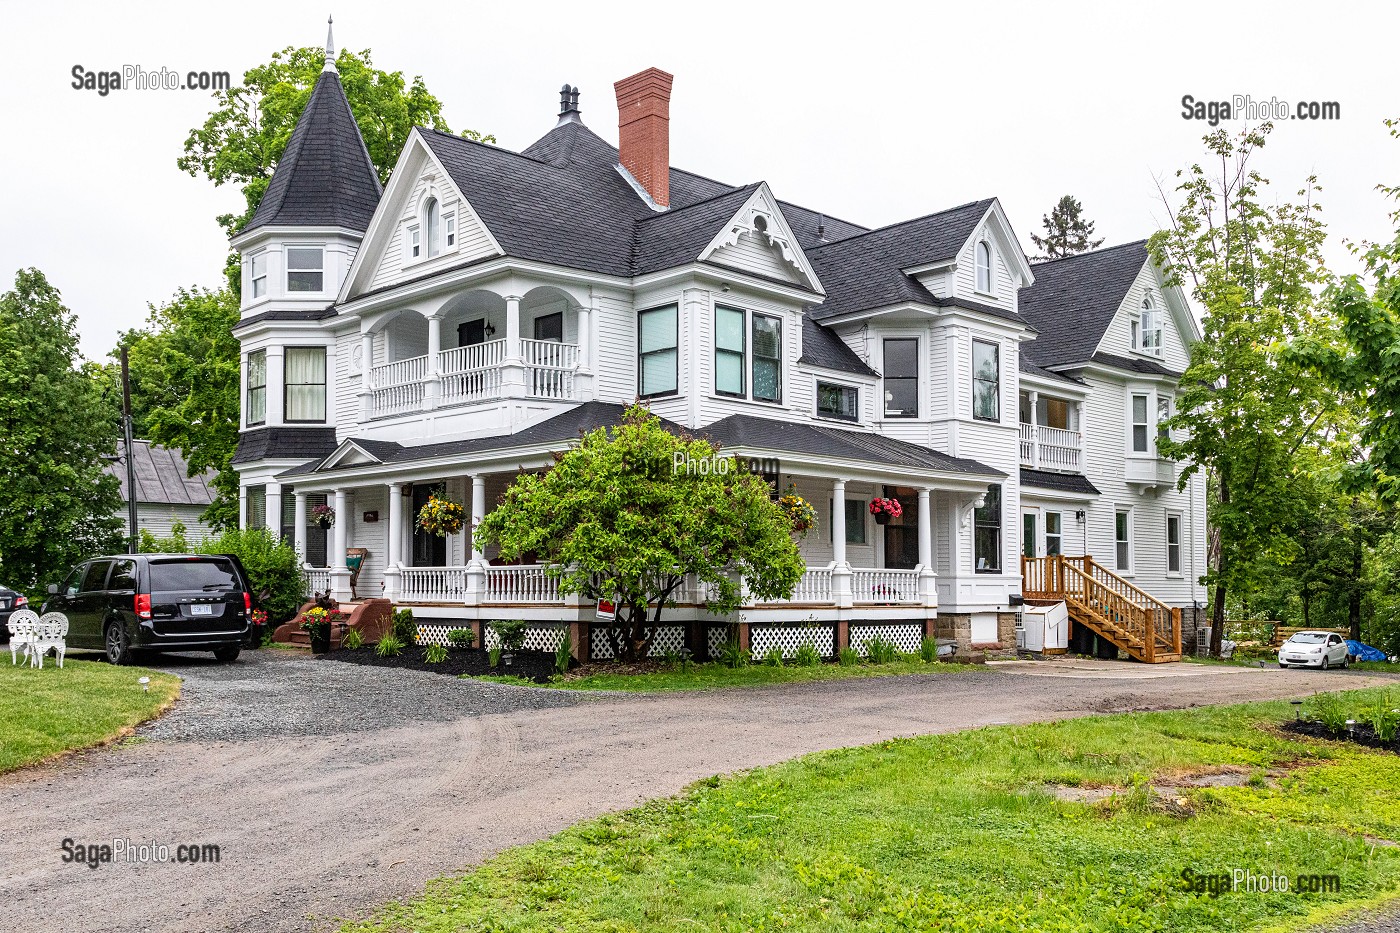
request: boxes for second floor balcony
[1018,422,1083,471]
[368,337,581,417]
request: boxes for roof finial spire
[323,14,336,73]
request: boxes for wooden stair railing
[1021,555,1182,662]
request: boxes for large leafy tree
[1150,123,1338,657]
[1030,195,1104,260]
[179,45,487,243]
[0,270,123,594]
[475,406,806,661]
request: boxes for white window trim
[249,250,269,300]
[444,210,457,249]
[830,497,869,546]
[708,304,785,408]
[814,378,860,422]
[1132,294,1164,358]
[1128,391,1151,455]
[879,333,923,420]
[1166,510,1183,578]
[974,240,994,296]
[1114,507,1134,576]
[285,245,326,294]
[1045,510,1063,557]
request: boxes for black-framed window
[1045,511,1062,556]
[1131,394,1149,452]
[974,485,1001,573]
[638,304,678,397]
[1115,510,1131,571]
[715,305,745,396]
[1167,513,1182,574]
[752,314,782,403]
[246,350,267,426]
[285,347,326,423]
[972,339,1000,422]
[883,338,918,418]
[816,381,858,420]
[246,485,266,530]
[286,247,324,292]
[829,498,867,545]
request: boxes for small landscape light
[138,676,150,693]
[1290,699,1303,721]
[1346,719,1357,738]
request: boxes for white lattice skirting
[415,622,568,652]
[416,622,472,647]
[750,625,835,660]
[708,624,735,657]
[850,622,924,656]
[590,625,687,659]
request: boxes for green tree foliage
[475,405,805,661]
[101,288,243,530]
[179,46,487,244]
[1029,195,1104,260]
[1150,123,1338,656]
[0,270,124,595]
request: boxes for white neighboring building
[106,440,218,541]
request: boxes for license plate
[191,604,213,617]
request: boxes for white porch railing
[789,565,834,602]
[485,564,565,603]
[303,566,331,597]
[1018,422,1083,472]
[399,566,467,603]
[370,354,429,416]
[851,568,920,603]
[522,339,579,401]
[440,340,506,405]
[440,339,507,377]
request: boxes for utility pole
[120,346,138,554]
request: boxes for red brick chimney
[614,67,674,208]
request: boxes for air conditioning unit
[1015,621,1026,650]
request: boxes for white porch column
[831,478,853,608]
[465,474,487,604]
[293,491,308,561]
[238,486,249,531]
[384,482,403,601]
[329,487,354,602]
[424,313,444,408]
[575,300,595,401]
[265,346,285,426]
[917,487,936,607]
[1027,390,1040,469]
[501,295,526,398]
[359,330,374,421]
[265,482,283,537]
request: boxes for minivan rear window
[148,559,240,593]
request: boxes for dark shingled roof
[1018,353,1084,386]
[633,184,762,276]
[1018,241,1149,368]
[243,70,383,234]
[698,415,1002,477]
[232,305,337,332]
[1020,468,1100,497]
[805,200,999,322]
[1088,352,1182,378]
[798,316,876,376]
[232,427,339,465]
[104,440,215,507]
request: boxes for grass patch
[0,658,180,774]
[342,690,1400,933]
[1351,661,1400,674]
[538,659,978,692]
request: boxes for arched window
[975,241,992,293]
[425,198,440,258]
[1139,295,1162,354]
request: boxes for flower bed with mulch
[1282,717,1400,753]
[323,645,558,683]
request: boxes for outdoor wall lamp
[1074,509,1086,523]
[484,322,496,336]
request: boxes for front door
[1022,512,1037,558]
[881,486,920,570]
[411,485,447,567]
[457,319,486,348]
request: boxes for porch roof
[1019,467,1100,496]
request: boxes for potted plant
[301,607,332,654]
[490,619,528,666]
[777,485,816,535]
[248,609,268,648]
[417,492,466,537]
[310,504,336,529]
[869,497,903,525]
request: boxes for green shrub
[919,636,940,663]
[488,645,503,668]
[839,646,860,667]
[865,637,898,664]
[717,639,748,669]
[392,608,418,646]
[446,628,475,649]
[341,628,363,650]
[763,645,784,667]
[376,633,404,657]
[424,643,448,664]
[662,648,681,668]
[555,630,573,676]
[491,619,527,653]
[794,643,821,667]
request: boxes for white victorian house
[231,39,1205,662]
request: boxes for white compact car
[1278,631,1351,669]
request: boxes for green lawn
[0,657,180,773]
[343,689,1400,933]
[475,658,981,692]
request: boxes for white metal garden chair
[7,609,38,665]
[30,613,69,669]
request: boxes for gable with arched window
[1133,293,1163,355]
[975,240,993,294]
[403,189,458,265]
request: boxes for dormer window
[425,198,441,258]
[1136,295,1163,355]
[286,247,324,292]
[975,241,993,294]
[249,252,268,299]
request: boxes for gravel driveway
[0,651,1395,933]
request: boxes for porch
[1021,554,1183,663]
[1018,390,1084,472]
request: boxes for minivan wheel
[213,645,241,664]
[105,623,135,666]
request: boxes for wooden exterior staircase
[1021,555,1183,663]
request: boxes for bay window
[1131,394,1149,452]
[882,338,918,417]
[286,247,324,292]
[284,347,327,423]
[246,350,267,426]
[250,252,267,298]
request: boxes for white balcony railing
[398,566,467,603]
[520,338,579,370]
[440,339,507,406]
[485,564,565,603]
[1018,422,1082,472]
[851,568,920,603]
[370,354,429,416]
[366,340,580,416]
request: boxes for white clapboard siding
[707,230,803,285]
[1093,262,1192,373]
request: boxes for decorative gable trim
[965,200,1035,287]
[698,183,823,294]
[316,439,385,471]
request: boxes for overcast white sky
[2,0,1397,360]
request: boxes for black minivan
[43,554,253,664]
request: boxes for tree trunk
[1350,541,1363,642]
[1210,578,1227,659]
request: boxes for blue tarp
[1346,640,1388,662]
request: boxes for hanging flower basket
[869,497,903,525]
[417,494,466,537]
[777,486,817,535]
[310,504,336,529]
